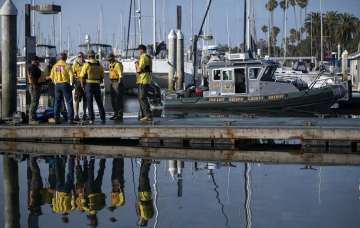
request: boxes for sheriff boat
[164,53,347,116]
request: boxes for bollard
[176,30,184,90]
[0,0,18,119]
[342,50,349,81]
[168,30,176,91]
[168,160,177,179]
[3,156,20,228]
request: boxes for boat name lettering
[229,97,246,102]
[248,96,264,101]
[209,97,225,102]
[268,95,286,100]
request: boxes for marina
[1,0,360,227]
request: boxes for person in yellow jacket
[108,158,125,212]
[50,52,75,124]
[135,45,153,122]
[75,157,88,212]
[136,159,154,226]
[52,156,75,223]
[108,53,124,121]
[79,50,106,124]
[72,52,87,121]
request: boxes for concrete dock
[1,116,360,142]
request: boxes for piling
[168,160,177,178]
[3,156,20,228]
[168,30,176,91]
[176,30,184,90]
[342,50,349,81]
[0,0,18,118]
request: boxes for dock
[1,117,360,143]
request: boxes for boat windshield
[260,66,276,81]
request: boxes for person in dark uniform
[108,158,125,212]
[28,56,42,124]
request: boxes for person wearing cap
[135,44,153,122]
[28,55,42,124]
[79,50,106,125]
[50,52,75,124]
[108,53,124,121]
[72,52,87,121]
[136,159,154,226]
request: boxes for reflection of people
[135,44,153,122]
[27,157,45,218]
[109,158,125,213]
[136,160,154,227]
[75,157,88,212]
[52,156,75,223]
[84,158,106,227]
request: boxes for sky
[6,0,360,51]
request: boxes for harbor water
[0,155,359,228]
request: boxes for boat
[164,54,347,116]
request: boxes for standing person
[108,53,124,121]
[43,58,57,107]
[28,56,42,124]
[50,53,75,124]
[80,50,106,125]
[136,159,154,226]
[72,52,87,121]
[135,45,153,122]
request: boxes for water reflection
[1,155,360,228]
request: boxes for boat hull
[164,86,346,115]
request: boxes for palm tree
[272,26,281,56]
[280,0,289,57]
[337,13,359,51]
[265,0,278,56]
[297,0,308,40]
[288,0,298,40]
[261,25,269,40]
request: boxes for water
[0,154,360,228]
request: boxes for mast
[137,0,142,44]
[125,0,133,57]
[226,15,231,52]
[31,0,35,36]
[320,0,323,62]
[153,0,157,54]
[190,0,194,37]
[243,0,247,52]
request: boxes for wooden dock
[1,116,360,142]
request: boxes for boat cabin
[205,58,299,97]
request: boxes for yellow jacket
[110,191,125,208]
[136,192,154,220]
[136,54,152,85]
[109,61,124,80]
[80,59,104,84]
[82,193,106,215]
[50,60,73,84]
[52,191,75,213]
[72,61,84,79]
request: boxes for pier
[1,116,360,143]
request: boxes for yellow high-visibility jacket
[80,59,104,84]
[52,191,75,213]
[136,54,152,85]
[109,61,124,80]
[72,61,84,79]
[50,60,73,84]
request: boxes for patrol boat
[164,54,347,116]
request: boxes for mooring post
[168,30,176,91]
[176,30,184,90]
[0,0,18,118]
[3,156,20,228]
[342,50,349,82]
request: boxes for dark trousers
[110,81,124,116]
[54,83,74,121]
[85,158,106,194]
[111,158,124,192]
[55,156,75,193]
[139,160,151,193]
[138,85,152,118]
[85,83,105,121]
[29,85,41,120]
[74,81,87,115]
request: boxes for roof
[349,51,360,60]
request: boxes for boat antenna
[126,0,133,58]
[192,0,213,86]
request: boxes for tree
[297,0,308,40]
[272,26,281,56]
[265,0,278,56]
[337,13,359,51]
[288,0,298,37]
[261,25,269,41]
[280,0,289,56]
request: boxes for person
[108,158,125,212]
[52,156,75,223]
[43,58,57,107]
[80,50,106,125]
[75,157,88,212]
[27,55,42,124]
[108,53,124,121]
[72,52,88,121]
[135,44,153,122]
[50,52,75,124]
[136,159,154,227]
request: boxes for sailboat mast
[243,0,247,52]
[153,0,157,54]
[320,0,324,62]
[138,0,142,44]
